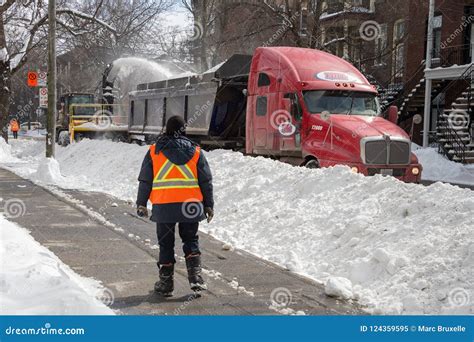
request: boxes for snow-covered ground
[0,214,114,315]
[413,145,474,185]
[0,138,473,315]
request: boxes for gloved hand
[137,205,148,218]
[204,207,214,223]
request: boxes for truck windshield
[303,90,380,116]
[70,95,94,104]
[69,95,96,116]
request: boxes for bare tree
[54,0,173,95]
[180,0,410,88]
[180,0,218,71]
[1,0,173,142]
[0,0,121,142]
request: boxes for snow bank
[413,147,474,185]
[55,139,146,199]
[0,137,16,163]
[0,215,115,315]
[206,150,473,314]
[325,277,354,300]
[2,139,473,314]
[31,158,66,184]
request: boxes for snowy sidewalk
[0,168,361,315]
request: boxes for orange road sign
[27,71,38,87]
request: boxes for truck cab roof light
[335,82,341,87]
[343,83,348,87]
[350,83,355,87]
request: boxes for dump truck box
[129,55,252,147]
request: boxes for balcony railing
[435,44,472,68]
[322,0,372,16]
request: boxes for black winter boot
[154,264,174,297]
[185,255,207,292]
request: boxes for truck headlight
[411,167,420,175]
[351,166,359,173]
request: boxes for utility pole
[46,0,56,158]
[422,0,435,148]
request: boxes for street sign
[37,70,47,87]
[27,71,38,87]
[39,87,48,108]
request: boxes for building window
[325,0,344,14]
[432,15,443,58]
[375,23,388,65]
[393,19,406,78]
[256,96,267,116]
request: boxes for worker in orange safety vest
[10,119,19,139]
[136,116,214,296]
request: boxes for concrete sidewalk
[0,168,362,315]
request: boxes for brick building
[203,0,474,160]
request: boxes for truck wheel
[58,131,70,146]
[304,158,320,169]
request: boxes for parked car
[20,122,43,132]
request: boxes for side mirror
[388,106,398,124]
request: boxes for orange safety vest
[10,121,19,132]
[149,144,203,205]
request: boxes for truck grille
[363,138,410,165]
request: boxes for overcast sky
[161,2,191,30]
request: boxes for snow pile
[206,150,473,314]
[414,147,474,185]
[2,139,473,314]
[21,129,47,138]
[325,277,354,300]
[0,215,115,315]
[0,137,15,163]
[55,139,146,199]
[0,47,8,62]
[31,158,66,184]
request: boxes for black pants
[13,131,18,139]
[156,222,200,264]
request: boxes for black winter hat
[165,116,186,136]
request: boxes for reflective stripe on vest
[148,144,203,204]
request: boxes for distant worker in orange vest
[136,116,214,296]
[10,119,19,139]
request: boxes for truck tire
[58,131,70,146]
[304,158,320,169]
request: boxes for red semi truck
[129,47,422,182]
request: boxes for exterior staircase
[436,86,474,163]
[398,78,447,123]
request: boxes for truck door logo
[271,110,296,136]
[312,125,323,131]
[278,122,296,136]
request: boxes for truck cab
[245,47,422,182]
